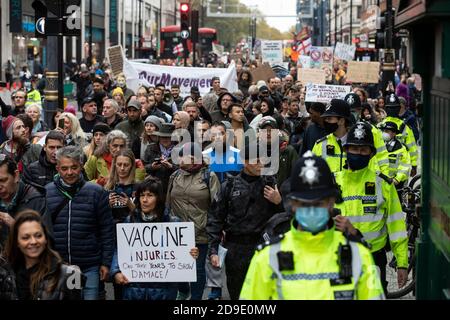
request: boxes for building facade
[328,0,363,45]
[0,0,180,80]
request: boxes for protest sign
[261,40,283,65]
[334,42,356,61]
[309,47,322,68]
[298,68,326,85]
[322,47,334,64]
[250,63,276,83]
[299,55,311,69]
[125,60,238,96]
[212,43,225,57]
[346,61,380,84]
[117,222,196,282]
[107,45,125,78]
[305,84,351,103]
[321,63,333,82]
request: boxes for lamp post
[349,0,353,45]
[327,1,331,46]
[334,1,338,44]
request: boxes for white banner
[124,60,238,96]
[299,55,311,69]
[334,42,356,61]
[261,40,283,66]
[117,222,196,283]
[305,84,352,103]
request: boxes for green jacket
[277,145,299,187]
[84,154,146,184]
[167,167,220,244]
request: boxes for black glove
[411,166,417,177]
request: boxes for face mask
[382,132,392,142]
[295,207,329,234]
[347,152,371,170]
[386,107,399,117]
[323,121,339,134]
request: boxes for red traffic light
[180,3,189,12]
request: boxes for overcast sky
[240,0,297,32]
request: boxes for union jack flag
[173,43,184,55]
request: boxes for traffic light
[180,2,190,36]
[375,16,385,49]
[32,0,47,38]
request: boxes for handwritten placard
[305,84,352,103]
[346,61,380,84]
[261,40,283,65]
[298,68,326,85]
[107,45,125,78]
[250,63,276,82]
[334,42,356,61]
[117,222,196,282]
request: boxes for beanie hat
[144,115,164,131]
[93,122,111,135]
[64,105,77,115]
[2,115,19,140]
[112,87,124,97]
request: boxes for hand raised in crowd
[0,212,15,228]
[100,265,109,281]
[210,254,220,268]
[114,272,129,285]
[334,215,358,236]
[264,184,282,205]
[190,247,199,259]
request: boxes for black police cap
[381,121,399,134]
[288,151,338,202]
[344,93,361,110]
[344,122,376,152]
[385,93,400,107]
[321,99,351,119]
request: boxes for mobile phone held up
[58,118,65,129]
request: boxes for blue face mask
[295,207,329,234]
[347,152,371,170]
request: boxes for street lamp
[349,0,353,45]
[334,2,339,45]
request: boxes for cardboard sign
[346,61,380,84]
[107,45,125,78]
[116,222,196,282]
[250,63,276,83]
[212,43,225,57]
[261,40,283,66]
[298,68,326,85]
[334,42,356,61]
[305,84,352,103]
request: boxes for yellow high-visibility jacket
[240,225,385,300]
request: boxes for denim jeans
[190,243,208,300]
[82,266,100,300]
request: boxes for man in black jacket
[0,157,46,246]
[207,141,283,300]
[43,146,114,300]
[23,130,65,193]
[300,102,327,155]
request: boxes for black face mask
[347,152,371,170]
[386,106,400,118]
[323,121,339,134]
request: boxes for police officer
[379,93,418,177]
[312,99,351,173]
[334,122,408,293]
[381,121,411,192]
[207,139,283,300]
[345,92,390,176]
[239,151,385,300]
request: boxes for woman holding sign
[110,177,199,300]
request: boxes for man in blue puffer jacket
[43,146,114,300]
